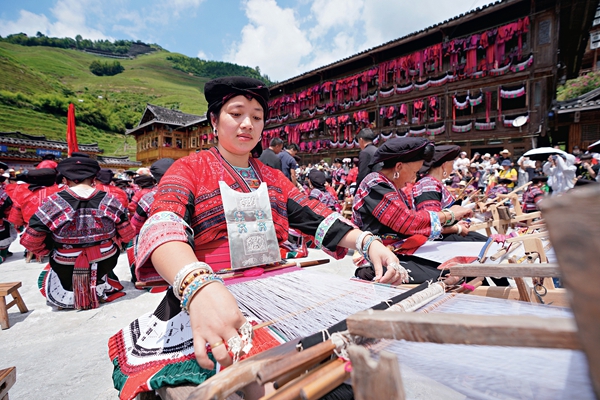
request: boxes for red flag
[67,103,79,156]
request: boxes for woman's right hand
[449,205,473,221]
[187,282,247,370]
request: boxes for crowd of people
[1,75,599,399]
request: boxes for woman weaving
[352,138,473,283]
[109,77,405,400]
[412,144,487,242]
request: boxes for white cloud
[225,0,313,81]
[0,0,110,40]
[308,0,364,40]
[197,50,207,59]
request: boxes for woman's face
[396,160,424,188]
[212,95,264,158]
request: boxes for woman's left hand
[368,240,408,285]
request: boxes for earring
[214,129,218,137]
[393,171,400,179]
[443,170,447,177]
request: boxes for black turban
[498,178,513,185]
[204,76,270,125]
[57,157,100,183]
[0,161,8,170]
[134,175,156,188]
[420,145,461,174]
[150,158,175,183]
[370,137,434,168]
[96,169,113,184]
[531,175,548,183]
[308,169,327,190]
[25,168,57,187]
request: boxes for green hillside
[0,42,222,158]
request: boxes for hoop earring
[213,129,218,137]
[443,170,447,177]
[393,171,400,179]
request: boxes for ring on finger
[209,340,225,349]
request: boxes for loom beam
[346,312,581,350]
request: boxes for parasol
[588,139,600,153]
[523,147,568,161]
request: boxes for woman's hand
[456,220,470,236]
[449,205,473,221]
[187,282,247,370]
[368,240,407,285]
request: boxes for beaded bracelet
[180,274,225,313]
[355,231,372,257]
[441,208,455,226]
[178,268,211,299]
[362,235,383,264]
[172,261,213,300]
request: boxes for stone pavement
[0,239,355,400]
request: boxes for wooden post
[348,345,405,400]
[542,185,600,398]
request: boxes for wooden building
[552,86,600,151]
[126,104,213,166]
[0,131,141,170]
[264,0,596,164]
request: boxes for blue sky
[0,0,486,82]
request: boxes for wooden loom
[153,189,598,400]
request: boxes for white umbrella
[523,147,568,161]
[588,139,600,152]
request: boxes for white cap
[483,153,491,158]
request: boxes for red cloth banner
[67,103,79,156]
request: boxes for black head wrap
[134,175,156,188]
[0,161,8,170]
[419,145,461,175]
[70,151,90,158]
[308,169,327,190]
[150,158,175,183]
[498,178,513,185]
[370,137,434,168]
[205,76,270,126]
[25,168,57,188]
[56,157,100,183]
[96,169,113,184]
[531,175,548,183]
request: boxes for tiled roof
[0,131,101,152]
[127,104,206,135]
[554,87,600,114]
[97,155,142,167]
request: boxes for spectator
[278,143,299,185]
[258,137,283,170]
[356,128,381,188]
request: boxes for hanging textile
[452,122,473,133]
[379,87,395,98]
[408,126,427,136]
[427,123,445,136]
[485,91,493,123]
[414,80,430,91]
[396,83,414,94]
[500,85,526,99]
[453,94,470,110]
[429,74,449,87]
[510,54,534,73]
[429,96,440,122]
[489,62,511,76]
[469,91,483,107]
[475,120,496,130]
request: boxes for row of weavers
[104,76,510,400]
[267,17,530,122]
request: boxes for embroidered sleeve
[136,211,195,267]
[428,211,442,239]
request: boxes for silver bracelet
[355,231,372,257]
[172,261,213,300]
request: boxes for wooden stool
[0,283,28,330]
[0,367,16,400]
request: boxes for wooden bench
[0,283,28,330]
[0,367,16,400]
